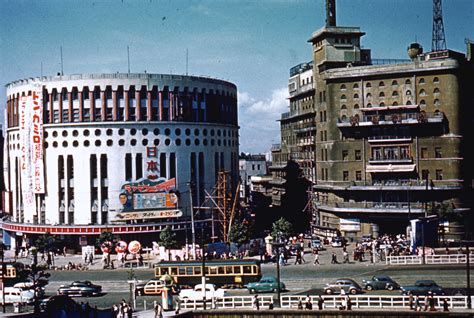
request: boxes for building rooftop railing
[317,201,426,211]
[313,179,464,189]
[371,58,411,65]
[290,61,313,77]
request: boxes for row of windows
[421,147,443,159]
[340,99,440,111]
[9,127,237,141]
[340,77,440,90]
[342,88,440,101]
[342,170,363,181]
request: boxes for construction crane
[432,0,447,52]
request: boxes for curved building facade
[2,73,239,247]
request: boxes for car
[324,279,363,295]
[57,281,102,297]
[246,276,286,293]
[362,275,399,291]
[179,284,227,301]
[400,280,445,296]
[40,295,76,312]
[311,239,326,251]
[331,237,344,248]
[0,287,34,304]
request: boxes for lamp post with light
[269,233,285,307]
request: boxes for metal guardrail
[386,254,474,265]
[180,295,274,310]
[281,295,471,310]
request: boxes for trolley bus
[154,259,261,288]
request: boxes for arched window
[353,93,359,99]
[406,100,412,105]
[366,103,372,108]
[354,104,359,109]
[380,102,385,106]
[433,77,440,83]
[340,94,347,101]
[406,90,412,95]
[353,83,359,89]
[379,92,385,97]
[340,84,347,90]
[419,89,426,96]
[420,99,426,107]
[434,99,440,107]
[433,88,440,94]
[392,91,399,97]
[341,115,347,122]
[366,93,372,99]
[341,104,347,110]
[392,101,398,106]
[405,79,412,85]
[392,80,398,86]
[419,78,425,84]
[379,81,385,87]
[366,82,372,88]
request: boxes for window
[392,101,398,106]
[354,104,359,109]
[353,93,359,99]
[343,171,349,181]
[435,147,442,158]
[342,150,348,161]
[366,93,372,99]
[421,169,429,180]
[379,81,385,87]
[391,80,398,86]
[406,90,412,95]
[392,91,399,97]
[420,99,426,107]
[366,82,372,88]
[433,88,440,94]
[419,78,425,84]
[434,99,440,107]
[421,147,428,159]
[341,94,346,101]
[419,89,426,96]
[436,169,443,180]
[355,150,361,161]
[379,92,385,97]
[340,84,346,90]
[341,104,347,110]
[405,79,412,85]
[433,77,440,83]
[356,171,362,181]
[353,83,359,89]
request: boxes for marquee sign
[114,210,183,221]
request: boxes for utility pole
[188,181,196,260]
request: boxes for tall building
[239,153,267,201]
[1,73,239,249]
[284,0,474,239]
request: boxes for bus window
[225,266,233,274]
[186,267,193,275]
[194,267,202,275]
[209,267,218,275]
[178,267,186,275]
[204,267,209,275]
[233,266,241,274]
[218,267,225,274]
[243,266,251,274]
[252,265,259,274]
[170,267,178,276]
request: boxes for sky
[0,0,472,155]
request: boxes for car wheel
[387,284,394,291]
[250,288,256,294]
[366,285,373,291]
[325,289,332,295]
[350,288,357,295]
[272,288,278,293]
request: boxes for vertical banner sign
[19,85,45,216]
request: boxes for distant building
[239,153,267,201]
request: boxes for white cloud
[238,87,288,154]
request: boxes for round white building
[2,73,239,248]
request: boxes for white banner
[19,85,45,215]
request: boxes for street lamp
[270,233,285,307]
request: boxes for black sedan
[57,281,102,297]
[400,280,445,296]
[363,275,400,291]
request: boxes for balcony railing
[313,179,463,190]
[368,156,412,164]
[368,135,412,143]
[316,201,426,213]
[337,111,444,127]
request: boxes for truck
[178,284,227,301]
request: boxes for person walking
[442,298,449,312]
[317,295,324,310]
[154,302,163,318]
[304,295,312,310]
[313,249,320,265]
[253,294,260,310]
[331,252,339,264]
[408,292,414,310]
[414,295,421,311]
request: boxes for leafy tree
[96,231,117,249]
[271,217,293,241]
[432,200,459,221]
[34,232,57,253]
[159,226,177,260]
[228,222,249,247]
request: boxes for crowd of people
[111,299,134,318]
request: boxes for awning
[367,164,416,173]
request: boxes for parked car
[362,275,399,291]
[0,287,34,304]
[179,284,226,301]
[400,280,445,296]
[324,279,363,295]
[57,281,102,297]
[311,239,326,251]
[40,295,76,312]
[247,276,286,293]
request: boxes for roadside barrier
[386,254,474,265]
[180,295,274,310]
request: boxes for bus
[154,259,261,288]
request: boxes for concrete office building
[1,73,239,248]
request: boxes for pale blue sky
[1,0,472,154]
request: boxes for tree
[18,249,50,313]
[271,217,293,240]
[228,222,249,248]
[34,232,57,254]
[432,200,459,221]
[96,231,117,249]
[159,226,177,260]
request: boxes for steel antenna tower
[432,0,447,52]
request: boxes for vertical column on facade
[169,91,174,121]
[48,92,54,124]
[58,90,63,123]
[124,90,130,121]
[89,90,95,122]
[112,90,118,121]
[158,90,163,121]
[131,153,137,181]
[67,91,73,122]
[135,89,141,121]
[101,90,106,121]
[78,89,84,122]
[147,90,152,121]
[6,98,11,128]
[97,154,102,225]
[166,153,171,179]
[64,156,70,224]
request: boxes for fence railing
[386,254,474,265]
[180,296,274,310]
[280,295,471,310]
